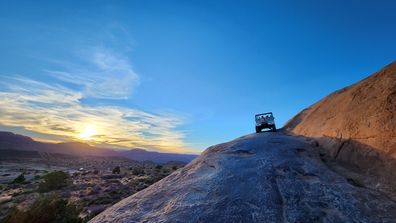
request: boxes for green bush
[12,174,25,184]
[38,171,70,193]
[1,193,82,223]
[131,167,144,175]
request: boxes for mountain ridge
[0,131,197,163]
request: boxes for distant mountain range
[0,131,197,164]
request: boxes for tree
[112,166,121,174]
[12,174,25,184]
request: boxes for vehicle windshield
[255,113,273,120]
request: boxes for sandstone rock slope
[90,62,396,223]
[284,61,396,195]
[90,133,396,223]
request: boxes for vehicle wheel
[255,126,261,133]
[272,125,277,132]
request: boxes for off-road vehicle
[255,112,276,133]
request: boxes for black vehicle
[255,112,276,133]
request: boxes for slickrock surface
[284,61,396,196]
[90,132,396,223]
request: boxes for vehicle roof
[255,112,273,116]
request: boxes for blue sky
[0,0,395,153]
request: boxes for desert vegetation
[2,193,83,223]
[38,171,71,193]
[0,152,185,222]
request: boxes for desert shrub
[131,167,144,175]
[12,174,25,184]
[1,193,82,223]
[155,165,163,170]
[172,166,178,171]
[112,166,121,174]
[140,177,157,184]
[89,195,114,205]
[38,171,70,193]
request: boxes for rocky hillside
[89,62,396,223]
[284,61,396,195]
[90,133,396,223]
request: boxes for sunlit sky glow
[79,125,97,140]
[1,1,396,153]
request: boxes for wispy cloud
[0,76,192,153]
[47,47,139,99]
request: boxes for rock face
[284,61,396,195]
[90,133,396,223]
[90,62,396,222]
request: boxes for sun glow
[79,125,97,140]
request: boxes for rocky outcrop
[89,61,396,222]
[284,61,396,196]
[90,133,396,223]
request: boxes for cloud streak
[0,75,192,153]
[47,47,140,99]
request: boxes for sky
[0,0,396,153]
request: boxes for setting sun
[79,125,97,140]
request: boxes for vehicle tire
[272,125,277,132]
[255,126,261,133]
